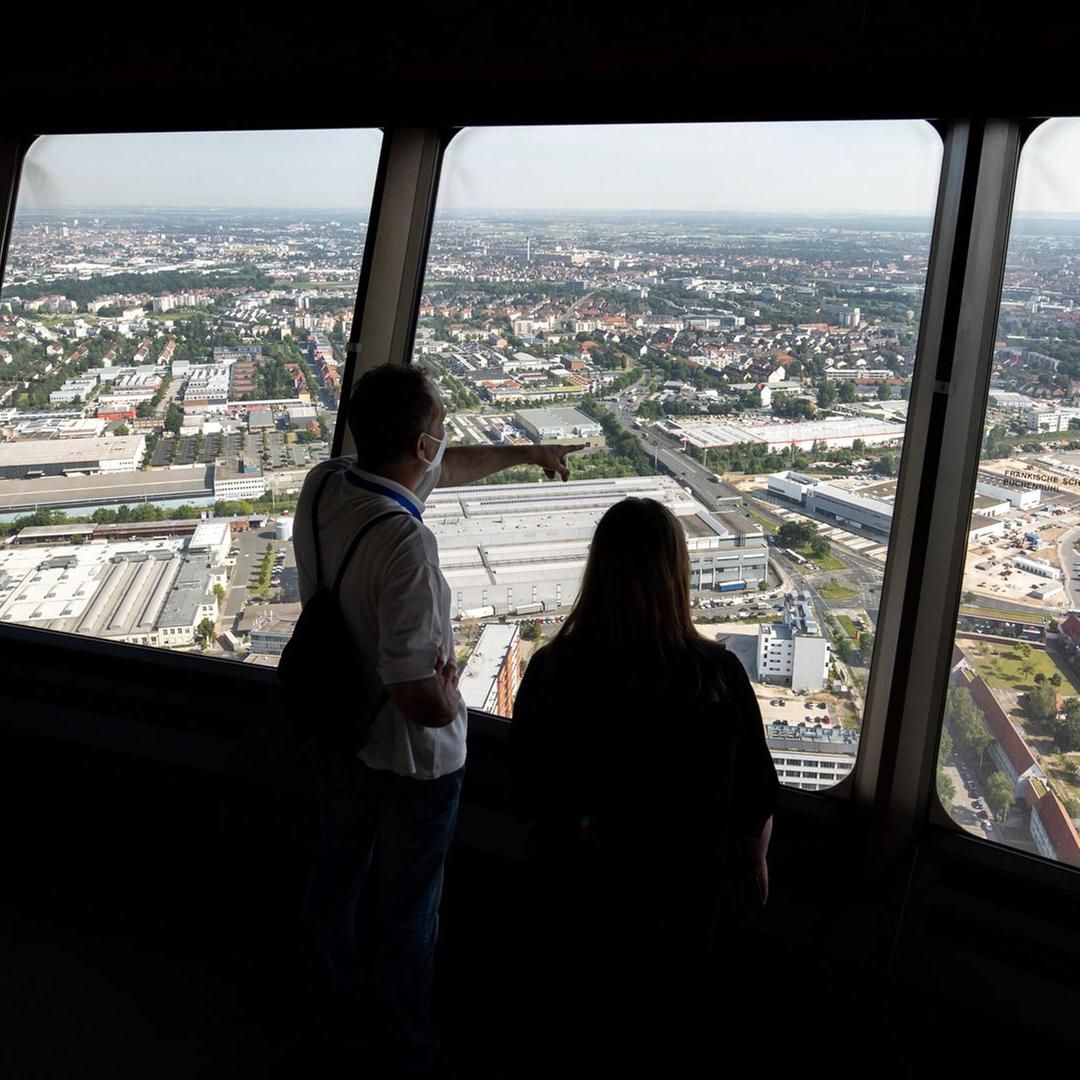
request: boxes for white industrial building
[212,459,266,500]
[1023,404,1080,433]
[757,592,830,691]
[669,415,904,452]
[768,471,894,540]
[1012,555,1062,580]
[0,536,222,648]
[976,479,1041,509]
[183,364,232,407]
[771,750,856,791]
[514,407,604,445]
[425,476,768,615]
[0,435,146,480]
[188,520,232,565]
[50,376,98,405]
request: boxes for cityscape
[3,128,1080,866]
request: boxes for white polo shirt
[293,455,467,779]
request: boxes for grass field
[838,614,859,637]
[958,604,1046,625]
[820,581,859,600]
[748,511,779,535]
[804,549,847,571]
[958,638,1073,693]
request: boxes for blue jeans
[302,748,464,1071]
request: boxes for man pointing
[295,362,581,1074]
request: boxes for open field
[820,580,859,601]
[958,636,1076,694]
[958,604,1046,625]
[795,543,846,571]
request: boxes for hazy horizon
[11,119,1080,219]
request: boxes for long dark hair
[550,497,722,697]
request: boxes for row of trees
[941,686,1016,820]
[777,520,831,560]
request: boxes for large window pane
[415,121,941,793]
[940,118,1080,865]
[0,130,381,661]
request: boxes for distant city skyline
[13,120,1080,216]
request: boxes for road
[1057,523,1080,610]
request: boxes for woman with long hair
[509,496,778,1063]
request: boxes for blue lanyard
[344,470,423,521]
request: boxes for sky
[14,119,1080,217]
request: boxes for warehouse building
[514,407,605,446]
[0,468,216,519]
[0,538,221,648]
[426,476,767,614]
[669,415,904,452]
[0,435,146,480]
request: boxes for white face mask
[420,428,448,474]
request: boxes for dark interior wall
[4,8,1080,133]
[5,12,1080,1070]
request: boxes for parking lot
[943,760,998,840]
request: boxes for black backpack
[278,469,402,754]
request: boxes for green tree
[195,617,217,649]
[816,381,838,408]
[872,451,898,476]
[1027,682,1058,725]
[808,535,831,560]
[212,583,226,607]
[985,771,1015,822]
[945,685,993,766]
[876,382,894,401]
[113,423,130,436]
[164,402,183,434]
[940,722,954,763]
[837,380,858,404]
[519,620,541,641]
[777,521,816,548]
[937,769,956,806]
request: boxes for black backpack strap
[332,509,405,595]
[310,469,338,590]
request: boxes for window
[940,118,1080,866]
[0,129,382,662]
[415,120,941,796]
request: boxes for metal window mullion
[0,137,31,298]
[335,127,445,457]
[859,120,1023,865]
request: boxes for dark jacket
[510,637,779,939]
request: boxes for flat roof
[159,556,214,629]
[673,416,904,449]
[812,482,894,516]
[460,623,518,709]
[515,406,601,427]
[190,521,231,548]
[0,467,213,513]
[237,602,302,636]
[0,538,185,635]
[0,435,144,467]
[12,524,96,539]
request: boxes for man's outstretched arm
[437,443,584,487]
